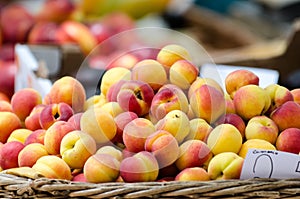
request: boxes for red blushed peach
[225,93,236,114]
[44,121,76,155]
[96,145,123,162]
[0,141,24,170]
[43,76,86,113]
[120,151,159,182]
[270,101,300,131]
[80,107,117,144]
[0,100,12,112]
[123,118,155,153]
[150,84,189,121]
[131,59,167,91]
[18,143,48,167]
[145,130,180,168]
[175,140,213,171]
[11,88,42,121]
[188,77,224,100]
[175,167,210,181]
[72,173,87,182]
[24,129,46,145]
[24,104,46,131]
[216,113,246,139]
[169,60,199,90]
[32,155,72,180]
[185,118,213,142]
[189,85,226,124]
[291,88,300,105]
[276,128,300,154]
[0,111,22,143]
[156,44,191,68]
[67,112,83,130]
[83,153,120,183]
[112,111,138,144]
[7,128,32,144]
[39,102,74,130]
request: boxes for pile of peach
[1,44,300,183]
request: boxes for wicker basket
[1,172,300,199]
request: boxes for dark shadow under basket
[1,173,300,198]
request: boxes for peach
[184,118,213,142]
[169,60,199,90]
[216,113,246,138]
[188,77,224,99]
[175,167,210,181]
[106,53,139,70]
[100,67,131,96]
[39,102,74,130]
[0,111,22,143]
[24,129,46,145]
[264,84,294,115]
[28,21,59,44]
[67,112,83,130]
[24,104,46,131]
[0,141,24,169]
[131,59,167,91]
[80,106,117,144]
[276,128,300,154]
[60,130,97,169]
[207,152,244,180]
[11,88,42,121]
[175,139,212,171]
[233,84,271,121]
[120,151,159,182]
[7,128,33,144]
[150,84,189,121]
[18,143,48,167]
[83,153,120,183]
[238,139,276,158]
[225,93,236,114]
[32,155,72,180]
[270,101,300,131]
[44,121,76,155]
[98,101,124,117]
[145,130,180,168]
[84,94,106,110]
[96,145,123,162]
[156,44,191,68]
[123,118,155,153]
[72,173,87,182]
[225,69,259,98]
[207,124,243,155]
[0,92,10,102]
[43,76,86,113]
[245,115,279,144]
[291,88,300,105]
[155,110,190,144]
[0,100,12,112]
[189,85,225,124]
[0,60,17,99]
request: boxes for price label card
[240,149,300,179]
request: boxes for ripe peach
[225,69,259,98]
[39,102,74,130]
[175,167,210,181]
[28,21,59,44]
[83,153,120,183]
[67,112,83,130]
[43,76,86,113]
[216,113,246,138]
[145,130,180,168]
[123,118,155,153]
[24,129,46,145]
[175,139,213,171]
[60,130,97,169]
[291,88,300,105]
[188,77,224,99]
[96,145,123,162]
[238,139,276,158]
[72,173,87,182]
[84,94,106,110]
[233,84,271,121]
[32,155,72,180]
[24,104,46,131]
[0,111,22,143]
[131,59,167,91]
[185,118,213,142]
[207,124,243,155]
[150,84,189,121]
[276,128,300,154]
[0,141,24,169]
[270,101,300,131]
[80,107,117,144]
[7,128,32,144]
[18,143,48,167]
[11,88,42,121]
[225,93,236,114]
[155,110,190,143]
[156,44,191,67]
[44,121,76,155]
[0,100,12,112]
[120,151,159,182]
[0,92,10,102]
[189,85,225,124]
[98,101,124,117]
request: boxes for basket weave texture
[1,173,300,199]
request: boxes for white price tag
[240,149,300,179]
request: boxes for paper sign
[240,149,300,179]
